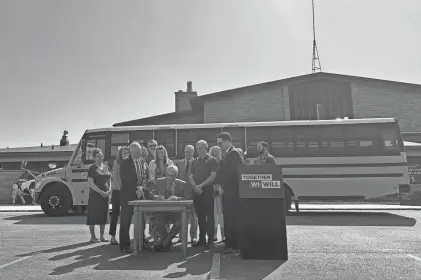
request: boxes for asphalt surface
[0,208,421,279]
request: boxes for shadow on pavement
[16,241,93,257]
[286,211,416,227]
[4,213,86,225]
[219,253,285,280]
[41,242,213,277]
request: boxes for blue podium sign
[238,165,283,199]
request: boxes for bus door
[68,133,107,205]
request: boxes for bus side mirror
[243,150,248,157]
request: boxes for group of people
[85,132,276,255]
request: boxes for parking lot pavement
[2,203,421,212]
[1,210,421,279]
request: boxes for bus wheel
[40,184,72,216]
[284,186,292,212]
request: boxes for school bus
[33,117,410,216]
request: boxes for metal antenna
[312,0,322,73]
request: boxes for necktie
[185,160,191,178]
[134,159,142,185]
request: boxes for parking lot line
[0,256,32,270]
[210,253,221,279]
[407,255,421,262]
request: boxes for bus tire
[40,184,72,216]
[284,185,292,212]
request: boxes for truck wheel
[40,184,72,216]
[284,186,292,212]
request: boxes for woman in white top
[148,145,174,186]
[148,145,174,236]
[209,146,225,242]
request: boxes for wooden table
[128,200,193,258]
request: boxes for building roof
[115,72,421,126]
[0,144,77,154]
[189,72,421,110]
[113,110,204,127]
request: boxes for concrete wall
[203,82,287,123]
[351,81,421,132]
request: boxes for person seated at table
[153,165,188,252]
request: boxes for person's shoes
[192,239,206,247]
[90,237,100,243]
[110,239,119,245]
[205,240,214,249]
[100,237,109,242]
[213,237,218,242]
[120,247,133,254]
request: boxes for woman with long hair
[148,145,174,237]
[109,146,129,245]
[209,145,225,242]
[86,148,111,242]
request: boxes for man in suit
[217,132,243,254]
[175,144,198,243]
[153,165,188,251]
[119,142,154,254]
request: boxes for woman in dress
[109,146,129,245]
[86,148,112,242]
[148,145,174,236]
[209,146,225,242]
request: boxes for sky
[0,0,420,148]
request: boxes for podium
[238,165,288,260]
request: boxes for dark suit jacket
[175,158,194,199]
[120,155,152,203]
[155,178,188,199]
[219,146,243,199]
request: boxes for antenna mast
[312,0,322,73]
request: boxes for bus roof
[87,118,397,134]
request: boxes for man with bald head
[190,140,218,249]
[176,145,198,243]
[119,142,153,253]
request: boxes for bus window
[293,126,319,154]
[198,128,221,149]
[344,124,379,154]
[85,138,106,163]
[222,127,246,150]
[245,127,270,157]
[177,129,200,158]
[269,127,294,157]
[154,129,176,158]
[110,133,130,158]
[72,144,83,166]
[130,130,154,147]
[380,123,402,153]
[319,125,346,154]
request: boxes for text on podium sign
[238,166,284,199]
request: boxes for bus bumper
[398,184,411,194]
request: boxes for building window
[0,163,3,170]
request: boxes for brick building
[113,72,421,136]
